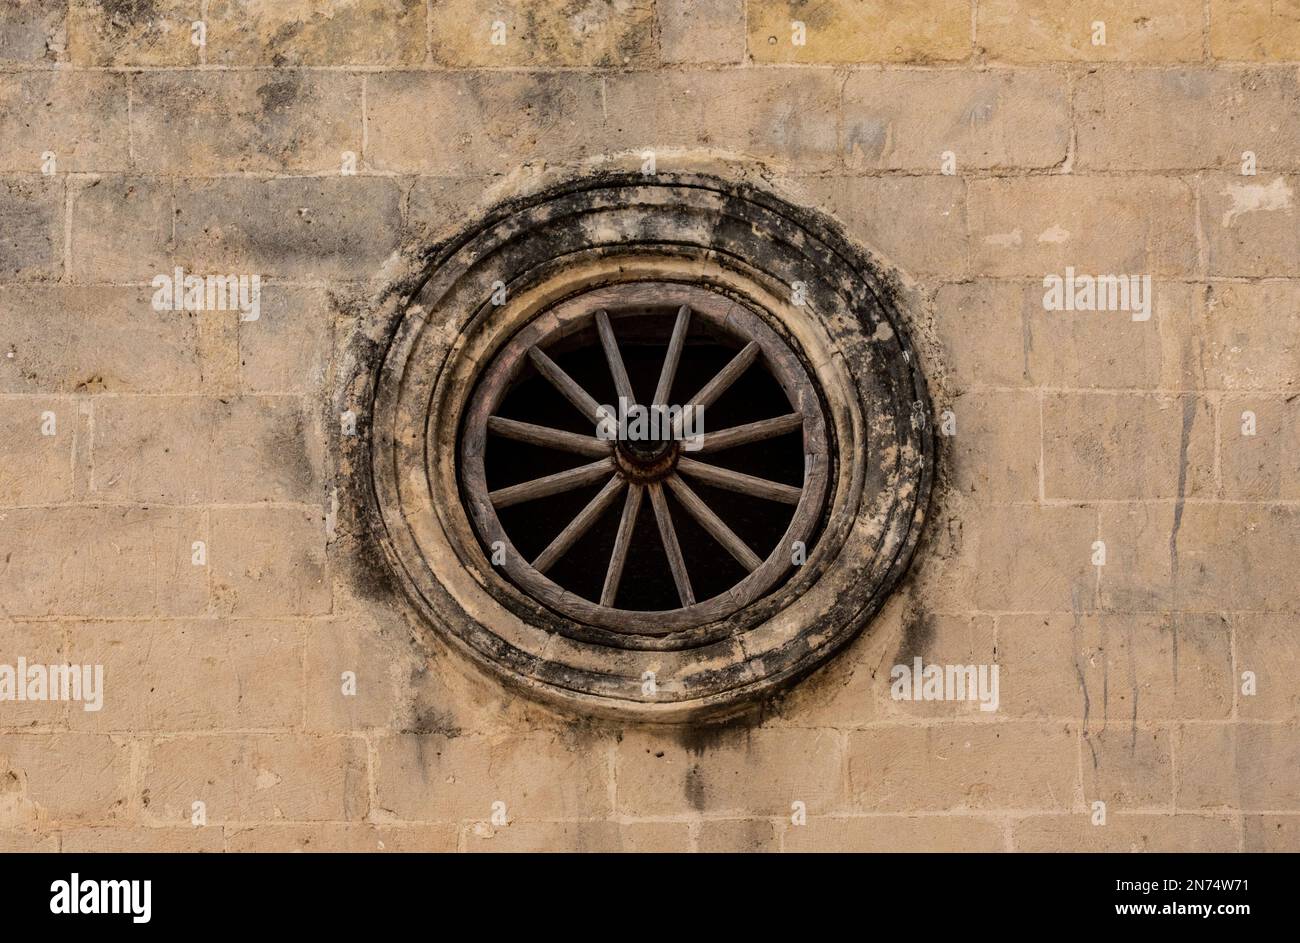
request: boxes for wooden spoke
[698,413,803,454]
[677,456,802,505]
[652,305,691,408]
[672,341,760,437]
[600,483,644,607]
[595,309,635,405]
[533,476,626,574]
[488,458,614,509]
[527,346,606,427]
[648,482,694,607]
[665,474,762,572]
[486,416,610,457]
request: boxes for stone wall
[0,0,1297,852]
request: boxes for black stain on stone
[683,763,706,810]
[99,0,160,27]
[256,75,300,114]
[894,604,935,664]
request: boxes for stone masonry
[0,0,1298,852]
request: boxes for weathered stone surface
[68,620,303,731]
[0,177,62,280]
[142,735,368,823]
[616,727,843,816]
[374,732,614,821]
[1211,0,1300,60]
[997,612,1234,722]
[658,0,744,64]
[0,507,208,617]
[1077,67,1300,171]
[131,71,363,174]
[978,0,1203,62]
[0,0,67,64]
[1177,724,1300,809]
[1014,814,1238,851]
[68,0,199,66]
[604,69,842,171]
[172,177,403,278]
[210,507,330,616]
[1042,393,1215,500]
[3,0,1297,853]
[847,723,1079,811]
[968,176,1198,276]
[748,0,971,63]
[367,72,606,175]
[206,0,426,66]
[429,0,655,67]
[1200,174,1300,275]
[843,70,1069,171]
[0,73,129,173]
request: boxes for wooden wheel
[459,287,830,635]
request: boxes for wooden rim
[458,283,830,635]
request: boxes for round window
[367,173,933,720]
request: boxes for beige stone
[0,73,130,174]
[131,71,363,175]
[0,0,66,65]
[0,177,62,280]
[784,814,1007,851]
[1042,393,1215,500]
[226,823,458,852]
[968,176,1198,277]
[1177,723,1300,809]
[0,733,130,824]
[1200,173,1300,276]
[1211,0,1300,60]
[91,396,323,504]
[1199,281,1300,391]
[1014,813,1238,851]
[1100,503,1300,612]
[68,0,199,66]
[605,70,842,172]
[68,619,303,732]
[1244,815,1300,851]
[0,398,74,505]
[997,612,1234,723]
[748,0,972,63]
[846,723,1079,811]
[206,0,426,66]
[0,506,208,618]
[780,175,967,276]
[658,0,744,64]
[843,70,1069,171]
[1235,615,1300,720]
[465,820,688,852]
[367,72,607,175]
[142,735,368,823]
[615,727,843,816]
[429,0,655,67]
[210,507,330,617]
[374,732,613,821]
[979,0,1203,62]
[1077,67,1300,172]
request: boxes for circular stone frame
[368,172,934,721]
